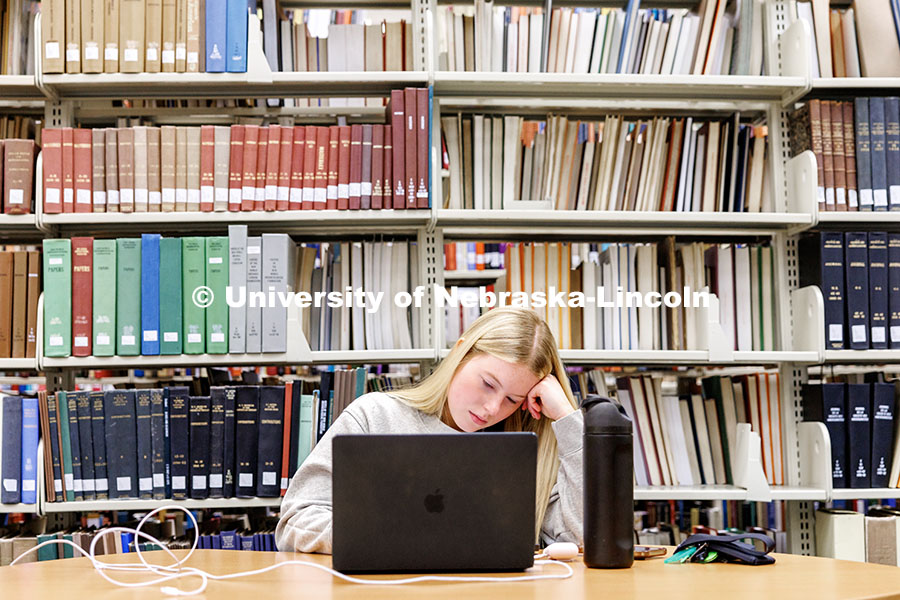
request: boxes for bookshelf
[41,497,283,513]
[7,0,900,557]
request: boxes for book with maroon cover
[71,237,93,356]
[389,89,405,208]
[302,125,316,210]
[0,252,10,356]
[160,126,176,212]
[372,125,384,210]
[289,126,305,210]
[25,250,38,358]
[843,101,859,211]
[265,125,281,211]
[821,100,835,212]
[42,129,63,214]
[200,125,215,212]
[277,124,293,211]
[326,126,339,210]
[228,124,244,211]
[361,124,373,210]
[117,128,135,213]
[279,381,293,497]
[92,129,107,213]
[73,129,93,213]
[241,125,259,211]
[831,100,848,212]
[337,126,351,210]
[416,88,429,208]
[11,251,26,357]
[404,87,417,208]
[348,125,362,210]
[105,128,120,213]
[314,126,329,210]
[62,127,75,213]
[383,125,392,211]
[254,127,268,211]
[147,127,162,212]
[3,140,35,215]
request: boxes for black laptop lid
[332,433,537,573]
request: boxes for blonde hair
[390,307,578,543]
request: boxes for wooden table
[3,548,900,599]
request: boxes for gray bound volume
[228,225,248,353]
[246,236,262,353]
[262,233,290,352]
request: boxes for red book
[314,126,329,210]
[349,124,362,211]
[326,126,339,210]
[241,124,259,211]
[301,125,316,210]
[254,127,268,211]
[264,125,281,211]
[277,124,293,211]
[371,125,384,210]
[416,88,429,208]
[337,125,351,210]
[389,90,405,209]
[404,87,417,208]
[71,236,93,356]
[383,125,392,211]
[62,127,75,213]
[361,125,373,210]
[73,129,93,213]
[446,243,457,271]
[228,125,245,212]
[288,126,305,210]
[200,125,216,212]
[42,129,63,213]
[280,381,293,497]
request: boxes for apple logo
[424,489,444,513]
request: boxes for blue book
[1,395,23,504]
[235,386,259,498]
[869,97,889,211]
[135,390,153,499]
[885,97,900,210]
[890,234,900,349]
[206,0,228,72]
[150,389,166,499]
[854,98,873,211]
[844,232,870,349]
[104,390,138,499]
[846,383,871,489]
[226,0,249,73]
[141,234,161,355]
[221,530,238,550]
[75,392,96,501]
[20,397,39,504]
[871,382,896,487]
[167,387,191,500]
[240,534,254,551]
[189,395,211,500]
[208,387,226,498]
[617,0,641,73]
[869,232,889,349]
[803,383,847,489]
[163,389,172,498]
[89,391,109,499]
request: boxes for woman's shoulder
[342,391,422,428]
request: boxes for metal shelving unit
[42,497,282,513]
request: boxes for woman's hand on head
[522,375,575,422]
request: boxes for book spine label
[256,386,284,497]
[205,237,229,353]
[116,238,142,356]
[135,390,153,498]
[845,232,870,349]
[235,387,259,497]
[71,237,94,356]
[182,237,206,353]
[141,234,161,355]
[159,237,183,354]
[189,395,211,499]
[92,239,117,356]
[150,389,166,498]
[869,232,889,349]
[42,239,72,357]
[208,388,226,497]
[104,390,137,498]
[168,387,190,499]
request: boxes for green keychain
[665,546,699,564]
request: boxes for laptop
[332,433,537,573]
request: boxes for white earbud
[544,542,580,561]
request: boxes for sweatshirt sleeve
[540,409,584,547]
[274,407,367,554]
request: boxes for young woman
[274,307,584,554]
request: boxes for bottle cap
[582,395,632,435]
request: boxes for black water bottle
[582,395,634,568]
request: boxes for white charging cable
[10,505,574,595]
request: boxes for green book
[62,534,74,559]
[159,237,183,354]
[36,533,58,561]
[42,239,72,357]
[182,237,206,354]
[92,239,117,356]
[116,238,142,356]
[56,391,75,502]
[205,236,229,354]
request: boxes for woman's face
[445,353,541,432]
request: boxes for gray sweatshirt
[274,391,584,554]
